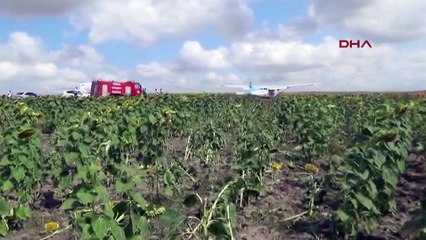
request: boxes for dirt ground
[236,150,426,240]
[5,133,426,240]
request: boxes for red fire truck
[90,80,143,97]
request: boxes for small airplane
[225,81,316,98]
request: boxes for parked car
[15,92,37,98]
[62,90,80,97]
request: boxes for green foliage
[331,103,415,237]
[0,94,425,239]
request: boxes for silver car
[15,92,38,98]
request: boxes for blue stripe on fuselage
[249,86,258,94]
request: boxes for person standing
[143,88,148,98]
[74,87,79,97]
[7,90,12,99]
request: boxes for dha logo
[339,40,372,48]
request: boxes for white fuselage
[228,82,314,98]
[248,87,288,98]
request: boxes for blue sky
[0,0,425,94]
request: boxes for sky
[0,0,426,94]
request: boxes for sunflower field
[0,94,425,240]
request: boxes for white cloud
[0,0,254,46]
[0,0,90,16]
[50,45,104,67]
[229,40,323,72]
[0,61,87,93]
[69,0,254,45]
[245,17,318,42]
[197,72,243,92]
[268,40,426,91]
[178,41,231,70]
[139,71,243,93]
[0,32,45,63]
[0,62,21,80]
[132,35,426,92]
[205,72,242,85]
[0,32,121,94]
[140,74,193,93]
[2,30,425,94]
[308,0,426,43]
[137,62,174,78]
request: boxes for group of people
[141,88,164,98]
[142,88,163,97]
[154,88,163,95]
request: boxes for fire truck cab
[90,80,142,97]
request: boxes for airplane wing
[286,83,316,88]
[261,83,316,89]
[225,84,250,90]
